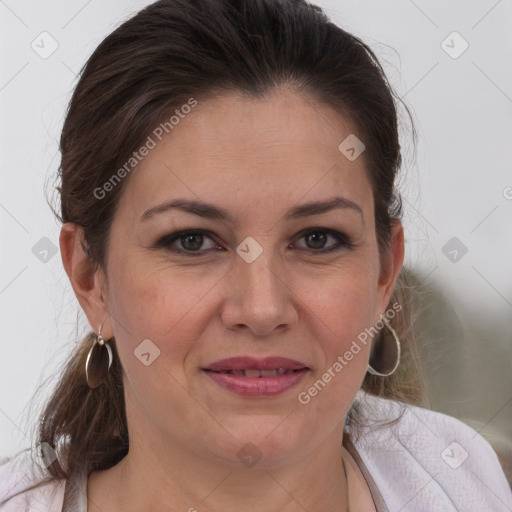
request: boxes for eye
[156,229,221,256]
[156,227,354,256]
[292,228,354,253]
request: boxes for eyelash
[155,228,355,256]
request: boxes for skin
[60,87,404,512]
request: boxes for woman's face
[81,88,403,467]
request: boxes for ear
[59,223,113,339]
[375,219,404,316]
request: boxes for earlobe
[59,222,110,334]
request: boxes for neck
[88,424,350,512]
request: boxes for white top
[1,391,511,511]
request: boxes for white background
[1,0,511,457]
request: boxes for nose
[220,248,298,337]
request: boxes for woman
[1,0,510,510]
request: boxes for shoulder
[349,391,512,512]
[0,448,66,511]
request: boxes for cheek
[305,258,378,381]
[309,256,379,341]
[295,287,374,421]
[106,257,220,372]
[318,287,374,369]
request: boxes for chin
[209,415,315,468]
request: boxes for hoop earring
[85,323,113,388]
[367,317,401,377]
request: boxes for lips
[202,356,309,397]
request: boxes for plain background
[0,0,511,458]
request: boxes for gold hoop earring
[85,323,113,388]
[367,317,400,377]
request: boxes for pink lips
[203,356,309,397]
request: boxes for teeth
[214,368,300,377]
[244,369,262,378]
[225,368,292,377]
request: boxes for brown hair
[29,0,424,487]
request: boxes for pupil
[306,232,326,249]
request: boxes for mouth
[206,368,302,377]
[202,356,309,397]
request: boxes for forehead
[117,88,373,225]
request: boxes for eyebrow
[139,196,364,224]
